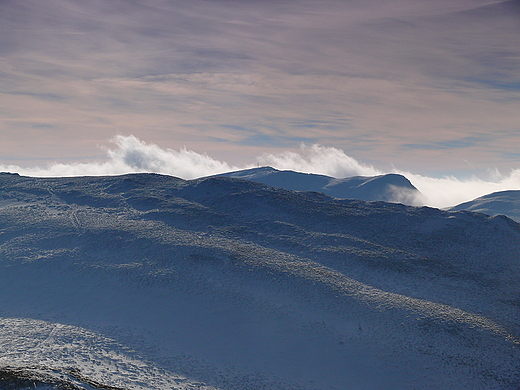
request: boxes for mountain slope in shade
[214,166,425,205]
[0,172,519,389]
[450,190,520,222]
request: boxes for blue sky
[1,0,520,180]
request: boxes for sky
[1,0,520,207]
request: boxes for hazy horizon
[1,135,519,209]
[1,0,519,180]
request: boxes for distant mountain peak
[450,189,520,222]
[223,166,279,179]
[214,167,424,205]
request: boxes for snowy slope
[0,172,519,389]
[214,167,425,205]
[450,190,520,222]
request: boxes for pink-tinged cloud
[0,0,519,176]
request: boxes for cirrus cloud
[0,0,519,176]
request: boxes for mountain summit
[214,167,425,205]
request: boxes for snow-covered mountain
[450,190,520,222]
[0,172,519,389]
[214,166,425,205]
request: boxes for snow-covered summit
[214,167,425,205]
[0,173,519,389]
[450,190,520,222]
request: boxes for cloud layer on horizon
[0,0,519,176]
[1,135,519,209]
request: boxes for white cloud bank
[402,170,520,209]
[258,144,381,178]
[0,135,238,180]
[1,135,519,209]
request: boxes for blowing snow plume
[0,135,519,208]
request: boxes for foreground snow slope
[214,166,425,205]
[0,172,519,389]
[451,190,520,222]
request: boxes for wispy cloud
[0,0,519,175]
[1,135,518,209]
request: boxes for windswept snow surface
[0,172,519,389]
[214,167,425,205]
[450,190,520,223]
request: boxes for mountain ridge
[0,172,518,389]
[450,189,520,222]
[212,166,425,205]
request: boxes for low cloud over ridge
[0,136,238,180]
[1,135,519,209]
[258,144,380,178]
